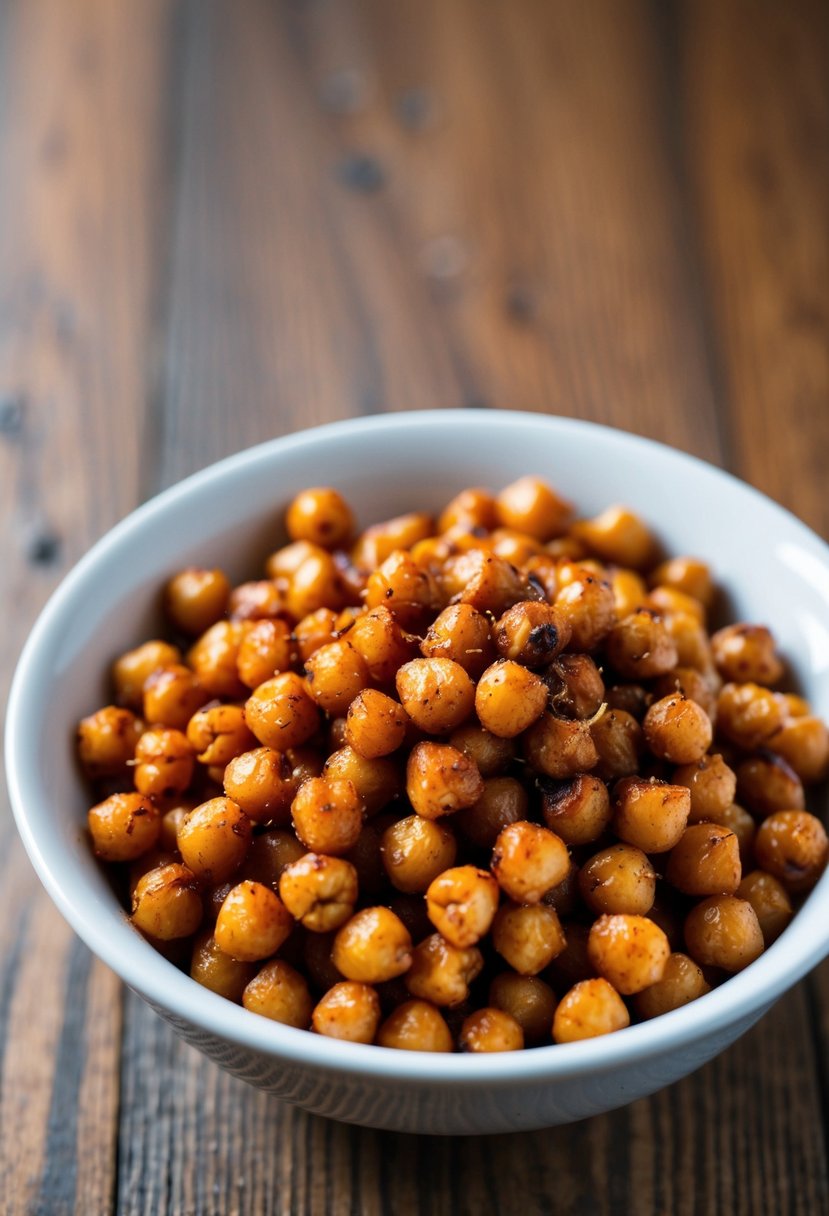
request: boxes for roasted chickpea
[405,933,483,1006]
[490,528,545,566]
[712,803,756,866]
[492,602,570,668]
[353,512,435,571]
[443,549,530,617]
[716,682,784,750]
[345,689,408,759]
[471,660,546,740]
[292,608,339,663]
[572,506,654,569]
[768,716,829,783]
[142,664,208,731]
[395,657,475,735]
[406,742,484,820]
[459,1007,524,1052]
[662,613,714,673]
[605,684,649,720]
[163,568,230,634]
[185,705,255,768]
[645,586,706,624]
[347,605,416,682]
[291,776,363,855]
[323,746,401,816]
[590,709,643,780]
[735,751,804,819]
[237,619,294,688]
[643,694,712,764]
[332,907,413,983]
[456,777,528,849]
[736,871,793,944]
[227,580,284,623]
[605,610,678,680]
[278,853,358,931]
[633,952,710,1019]
[448,723,515,777]
[243,960,313,1027]
[214,880,293,961]
[131,862,203,940]
[159,803,193,851]
[88,792,161,862]
[245,672,320,751]
[587,913,669,995]
[438,487,498,534]
[302,639,370,717]
[284,550,345,620]
[426,865,500,948]
[492,903,567,975]
[421,604,495,678]
[78,706,143,777]
[612,778,690,853]
[545,654,605,720]
[653,666,718,720]
[491,821,570,904]
[684,895,764,971]
[673,753,737,822]
[648,556,714,609]
[555,575,616,651]
[711,624,783,686]
[266,539,325,582]
[364,550,443,629]
[312,981,380,1043]
[381,816,457,893]
[113,640,181,708]
[539,775,611,846]
[243,829,306,888]
[495,476,572,541]
[578,845,656,916]
[133,728,194,797]
[187,621,248,699]
[177,797,252,883]
[611,569,648,619]
[377,1000,453,1052]
[190,930,255,1002]
[223,747,296,824]
[552,978,630,1043]
[666,824,741,896]
[489,973,557,1043]
[754,810,829,893]
[523,713,598,779]
[286,487,354,549]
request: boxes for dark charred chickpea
[449,723,515,777]
[426,865,500,948]
[666,824,742,896]
[348,605,416,682]
[312,982,380,1043]
[754,811,829,893]
[438,487,499,534]
[716,682,784,750]
[474,660,547,739]
[420,603,495,679]
[244,830,306,887]
[133,728,194,797]
[456,777,528,849]
[674,753,737,822]
[555,575,617,651]
[214,881,293,961]
[590,709,643,780]
[243,960,313,1027]
[186,705,256,767]
[493,602,571,667]
[605,610,678,680]
[633,953,711,1019]
[653,666,719,720]
[443,549,531,617]
[291,776,363,855]
[523,552,560,601]
[88,792,161,862]
[228,580,283,622]
[285,550,345,620]
[381,816,457,893]
[332,907,412,983]
[364,549,443,629]
[736,871,793,944]
[491,821,570,904]
[223,747,296,824]
[643,695,712,764]
[286,487,354,549]
[177,797,252,883]
[131,862,203,940]
[459,1007,524,1052]
[405,933,483,1006]
[540,775,611,846]
[545,654,605,720]
[613,778,691,853]
[245,672,321,751]
[711,624,783,685]
[278,853,358,931]
[190,930,255,1002]
[142,665,208,731]
[237,619,294,688]
[303,639,371,717]
[553,978,630,1042]
[768,716,829,784]
[489,973,557,1043]
[495,476,573,541]
[649,556,714,608]
[113,640,181,708]
[395,657,475,735]
[587,913,670,994]
[572,505,654,569]
[78,706,143,777]
[578,845,656,916]
[684,896,764,971]
[323,746,401,816]
[523,713,599,779]
[406,742,484,820]
[187,621,248,699]
[611,569,648,619]
[735,751,805,818]
[345,689,408,759]
[377,1000,453,1051]
[492,903,567,975]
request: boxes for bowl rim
[7,407,829,1084]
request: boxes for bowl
[7,409,829,1135]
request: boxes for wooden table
[1,1,828,1211]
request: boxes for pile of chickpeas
[79,478,829,1053]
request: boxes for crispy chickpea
[88,792,161,862]
[133,728,194,797]
[754,810,829,893]
[227,580,283,623]
[348,605,416,682]
[473,660,547,739]
[353,512,435,570]
[395,657,475,735]
[611,569,648,619]
[493,602,570,668]
[266,539,325,581]
[364,550,443,629]
[545,654,605,720]
[112,640,181,708]
[443,549,531,617]
[456,777,528,849]
[323,746,401,817]
[214,880,293,962]
[243,959,313,1027]
[293,608,339,663]
[711,624,783,686]
[284,550,345,620]
[159,802,193,852]
[491,528,546,565]
[553,978,630,1043]
[163,568,230,634]
[555,575,616,651]
[377,1000,453,1051]
[312,981,380,1043]
[177,797,252,883]
[291,776,363,855]
[605,610,678,680]
[653,666,719,720]
[406,742,484,820]
[426,865,499,948]
[186,621,248,699]
[572,505,654,569]
[142,664,208,731]
[684,895,764,971]
[492,903,567,975]
[78,705,143,777]
[345,689,408,759]
[735,751,805,818]
[523,713,598,779]
[587,913,669,995]
[489,973,557,1043]
[244,829,306,888]
[245,672,320,751]
[237,619,294,688]
[666,824,741,896]
[495,476,572,541]
[736,871,793,944]
[716,682,784,750]
[674,753,737,822]
[646,585,706,624]
[539,774,611,846]
[491,821,570,904]
[648,556,714,608]
[438,487,498,534]
[449,723,515,777]
[633,953,710,1019]
[186,705,255,767]
[605,684,649,720]
[613,777,690,853]
[768,716,829,784]
[590,708,643,780]
[286,487,354,549]
[131,862,203,940]
[712,803,757,866]
[781,693,810,718]
[223,747,296,824]
[278,853,358,931]
[663,613,714,673]
[190,930,255,1002]
[459,1008,524,1053]
[420,604,495,679]
[304,639,371,717]
[579,845,656,915]
[332,907,412,983]
[643,694,712,764]
[405,933,483,1006]
[381,816,457,893]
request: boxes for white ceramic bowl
[7,410,829,1135]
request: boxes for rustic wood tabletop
[1,0,828,1212]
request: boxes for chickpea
[555,575,616,651]
[646,586,706,624]
[572,506,654,569]
[491,821,570,904]
[88,792,161,862]
[131,862,203,940]
[347,605,416,682]
[613,777,691,853]
[284,550,345,620]
[587,913,669,995]
[323,746,401,816]
[605,610,678,680]
[133,728,194,797]
[159,802,193,851]
[456,777,528,849]
[245,672,320,751]
[364,550,443,629]
[312,981,380,1043]
[265,539,324,582]
[223,747,296,824]
[492,903,567,975]
[406,742,484,820]
[421,604,495,679]
[653,666,719,721]
[736,871,793,945]
[301,640,369,718]
[633,953,711,1019]
[579,845,656,916]
[590,709,643,780]
[177,797,252,883]
[292,608,339,663]
[142,664,208,731]
[735,751,805,819]
[611,569,648,619]
[244,829,306,888]
[662,613,715,673]
[473,660,547,739]
[405,933,483,1006]
[443,549,531,617]
[754,810,829,893]
[377,1000,453,1052]
[277,853,358,932]
[523,553,561,601]
[332,907,412,983]
[674,753,737,822]
[214,880,293,961]
[495,476,572,541]
[459,1008,524,1052]
[768,716,829,784]
[648,556,714,608]
[243,960,313,1027]
[666,824,741,896]
[545,654,605,720]
[489,973,557,1043]
[490,528,545,566]
[523,714,598,779]
[539,774,611,846]
[237,619,294,688]
[345,689,408,759]
[438,487,498,534]
[227,580,284,623]
[186,621,248,699]
[78,706,143,777]
[605,684,649,720]
[711,803,757,866]
[492,602,570,668]
[684,895,764,971]
[711,624,783,686]
[781,693,810,718]
[449,723,515,777]
[716,682,784,750]
[552,978,630,1043]
[161,568,229,634]
[395,657,475,735]
[426,865,499,948]
[291,776,363,855]
[643,694,712,764]
[285,486,354,549]
[112,640,182,708]
[185,705,254,768]
[190,930,255,1002]
[353,512,435,571]
[381,816,457,893]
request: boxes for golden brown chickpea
[133,728,194,797]
[345,689,408,759]
[186,621,248,699]
[406,741,484,821]
[142,664,208,731]
[684,895,764,971]
[312,981,380,1043]
[456,777,528,849]
[645,585,706,624]
[448,723,515,777]
[419,604,493,679]
[666,824,742,896]
[245,672,321,751]
[177,797,252,883]
[286,487,354,549]
[587,913,669,995]
[578,844,656,916]
[611,569,648,619]
[395,657,475,735]
[78,706,143,777]
[158,802,193,851]
[492,602,571,668]
[332,907,413,983]
[292,608,339,663]
[473,660,547,739]
[291,776,363,855]
[438,487,498,534]
[223,747,296,824]
[555,575,616,652]
[227,580,284,623]
[190,930,255,1002]
[572,505,654,569]
[244,829,306,888]
[353,512,435,571]
[323,746,401,817]
[492,902,567,975]
[496,476,572,541]
[459,1007,524,1053]
[663,613,715,673]
[539,774,611,846]
[590,708,644,780]
[377,1000,453,1051]
[443,549,531,617]
[711,624,783,686]
[186,705,255,767]
[643,694,712,764]
[735,751,805,819]
[552,978,630,1042]
[266,539,325,582]
[605,610,678,680]
[490,528,546,566]
[236,619,294,688]
[648,556,714,608]
[278,852,358,931]
[214,880,293,961]
[781,693,810,718]
[653,666,719,721]
[716,682,784,751]
[426,865,500,948]
[243,959,313,1027]
[347,605,416,682]
[381,816,457,893]
[754,810,829,893]
[710,803,757,867]
[674,753,737,822]
[613,777,691,853]
[491,821,570,904]
[112,640,182,708]
[522,552,561,601]
[163,568,230,635]
[768,716,829,784]
[131,862,203,940]
[489,973,557,1043]
[303,639,371,717]
[405,933,483,1007]
[633,952,711,1019]
[523,713,599,779]
[736,871,793,944]
[88,792,161,862]
[364,550,443,629]
[284,550,345,620]
[545,654,605,720]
